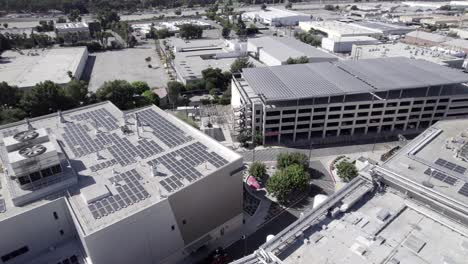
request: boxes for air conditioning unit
[8,141,60,176]
[3,128,50,153]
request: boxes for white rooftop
[0,47,87,88]
[55,22,89,30]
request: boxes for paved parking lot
[85,41,169,92]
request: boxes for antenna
[25,118,33,130]
[58,110,65,124]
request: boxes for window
[356,120,367,125]
[327,122,339,127]
[383,117,393,122]
[439,98,449,103]
[343,113,354,118]
[400,101,411,106]
[329,106,341,112]
[281,126,294,131]
[53,212,58,220]
[359,104,370,109]
[423,107,434,111]
[437,105,447,110]
[296,124,310,129]
[397,109,409,114]
[298,108,311,113]
[328,114,340,119]
[255,110,260,115]
[282,118,295,123]
[384,110,395,115]
[371,111,382,116]
[426,99,436,104]
[283,110,296,115]
[373,103,384,108]
[344,105,356,110]
[357,112,368,117]
[1,246,29,262]
[255,118,260,123]
[266,119,279,125]
[297,116,310,122]
[386,102,397,107]
[312,115,325,120]
[414,100,424,105]
[314,107,326,112]
[266,111,280,117]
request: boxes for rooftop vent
[13,130,39,142]
[19,144,47,158]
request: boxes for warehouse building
[247,37,338,66]
[322,36,380,53]
[351,42,465,68]
[55,22,91,43]
[299,21,382,38]
[231,57,468,145]
[441,38,468,53]
[233,118,468,264]
[0,47,88,89]
[0,102,243,264]
[403,30,452,46]
[242,7,311,26]
[353,21,414,35]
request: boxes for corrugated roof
[242,57,468,100]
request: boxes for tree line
[0,79,159,125]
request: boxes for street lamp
[423,168,435,188]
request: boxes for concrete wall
[168,157,243,246]
[0,198,77,264]
[73,48,88,81]
[231,79,243,108]
[81,199,186,264]
[259,50,283,66]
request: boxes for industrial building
[299,21,382,38]
[322,36,380,53]
[352,21,414,35]
[351,42,465,68]
[231,57,468,146]
[0,47,88,89]
[55,22,91,43]
[168,38,254,84]
[0,102,243,264]
[247,37,337,66]
[402,30,451,46]
[232,118,468,264]
[242,7,311,26]
[442,38,468,53]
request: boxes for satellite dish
[19,144,47,158]
[13,130,39,142]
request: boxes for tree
[3,23,8,29]
[97,9,120,29]
[336,160,358,182]
[68,9,81,22]
[167,81,184,106]
[202,68,230,91]
[57,17,67,23]
[231,57,255,73]
[142,90,160,106]
[286,56,310,65]
[249,161,267,180]
[179,24,203,39]
[222,27,231,39]
[237,131,250,147]
[324,4,336,11]
[0,82,22,108]
[0,108,27,125]
[96,80,135,110]
[267,164,309,204]
[285,2,292,9]
[261,3,267,10]
[65,80,88,104]
[350,5,359,11]
[277,152,309,170]
[132,81,150,94]
[439,5,451,11]
[20,81,75,117]
[175,9,182,15]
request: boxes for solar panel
[87,169,150,219]
[434,158,467,175]
[423,168,457,186]
[458,183,468,197]
[151,142,229,192]
[71,108,119,131]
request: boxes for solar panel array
[89,159,116,172]
[149,142,228,193]
[71,108,119,131]
[108,137,163,166]
[424,168,457,186]
[0,199,5,213]
[458,183,468,197]
[88,169,150,219]
[62,123,100,157]
[137,109,192,148]
[435,158,467,174]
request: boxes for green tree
[285,2,292,9]
[0,108,27,125]
[237,131,250,147]
[175,9,182,15]
[222,27,231,39]
[68,9,81,22]
[96,80,135,110]
[132,81,150,94]
[0,82,22,108]
[267,164,309,204]
[286,56,310,65]
[202,68,231,91]
[57,17,67,23]
[350,5,359,11]
[20,81,75,116]
[324,4,336,11]
[277,152,309,170]
[3,23,8,28]
[65,80,88,104]
[142,90,160,106]
[249,161,267,180]
[261,3,267,10]
[336,160,358,182]
[167,81,185,106]
[97,9,120,29]
[179,24,203,39]
[231,57,254,73]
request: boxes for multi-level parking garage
[231,57,468,145]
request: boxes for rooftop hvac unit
[7,141,60,177]
[3,128,50,153]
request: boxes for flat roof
[248,36,337,62]
[241,57,468,101]
[245,7,309,19]
[300,21,378,37]
[443,38,468,49]
[406,30,450,43]
[55,22,88,30]
[353,21,413,34]
[384,118,468,206]
[0,102,241,234]
[0,47,87,88]
[352,42,463,65]
[279,189,468,264]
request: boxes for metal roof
[248,37,337,62]
[242,57,468,100]
[406,30,449,43]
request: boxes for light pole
[308,139,313,168]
